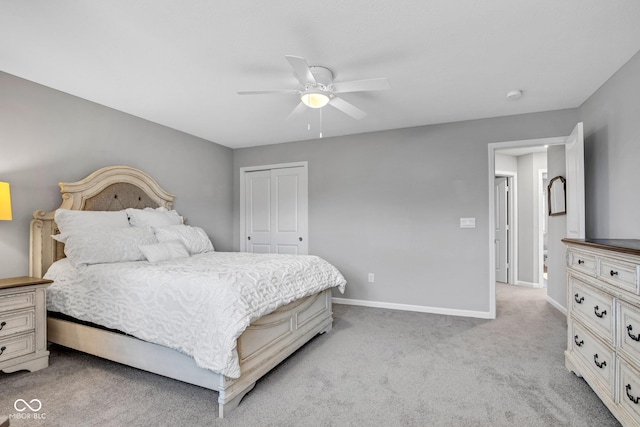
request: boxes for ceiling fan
[237,55,390,120]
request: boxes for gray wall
[516,152,547,285]
[546,145,567,309]
[233,110,578,314]
[5,45,637,315]
[580,50,640,239]
[0,72,234,278]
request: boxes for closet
[241,163,308,255]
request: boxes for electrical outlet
[368,273,375,283]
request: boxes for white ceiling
[2,1,640,149]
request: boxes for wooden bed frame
[29,165,334,418]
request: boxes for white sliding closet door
[244,165,308,254]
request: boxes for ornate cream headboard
[29,166,175,277]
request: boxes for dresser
[564,239,640,426]
[0,276,52,373]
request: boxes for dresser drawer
[0,291,35,312]
[568,249,597,276]
[0,332,35,363]
[598,257,639,294]
[618,358,640,421]
[571,278,615,344]
[571,322,615,396]
[0,309,35,339]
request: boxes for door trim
[239,161,308,253]
[538,169,548,288]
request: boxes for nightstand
[0,276,52,373]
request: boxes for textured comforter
[45,252,346,378]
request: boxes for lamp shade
[0,182,12,221]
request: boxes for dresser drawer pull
[578,259,585,265]
[574,335,584,347]
[627,325,640,342]
[610,270,619,277]
[0,321,6,331]
[593,306,607,318]
[593,354,607,369]
[0,346,5,356]
[626,384,640,404]
[574,294,584,304]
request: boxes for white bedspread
[44,252,346,378]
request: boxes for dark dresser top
[562,238,640,257]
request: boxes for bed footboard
[47,289,334,418]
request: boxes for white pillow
[63,227,158,267]
[139,240,190,263]
[55,209,130,242]
[126,207,183,228]
[154,225,214,255]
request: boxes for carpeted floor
[0,283,621,426]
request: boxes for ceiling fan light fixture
[300,91,330,108]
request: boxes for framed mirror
[548,175,566,216]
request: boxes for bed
[28,165,346,417]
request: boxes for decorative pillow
[54,209,130,242]
[154,225,214,255]
[126,207,183,228]
[139,240,190,263]
[62,227,158,267]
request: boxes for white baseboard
[546,295,567,316]
[516,280,544,288]
[332,297,494,319]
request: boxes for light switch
[460,217,476,228]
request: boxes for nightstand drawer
[0,291,35,312]
[0,332,35,363]
[0,309,35,338]
[598,257,639,294]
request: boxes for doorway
[488,136,565,318]
[487,123,585,318]
[494,174,515,285]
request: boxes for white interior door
[245,170,272,253]
[495,177,508,283]
[271,167,308,254]
[244,165,308,254]
[565,122,585,239]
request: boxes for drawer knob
[574,294,584,304]
[574,335,584,347]
[627,384,640,404]
[627,325,640,342]
[593,353,607,369]
[0,321,6,331]
[0,346,5,356]
[594,306,607,318]
[610,270,619,277]
[578,259,585,265]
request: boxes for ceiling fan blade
[237,89,299,95]
[329,97,367,120]
[286,102,308,121]
[331,78,390,93]
[285,55,316,85]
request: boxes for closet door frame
[239,161,308,253]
